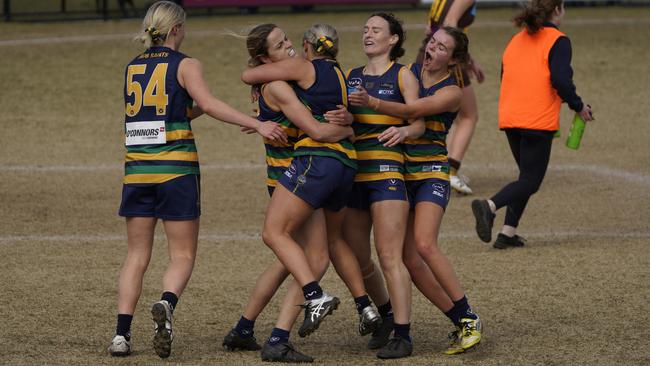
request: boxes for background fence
[3,0,648,22]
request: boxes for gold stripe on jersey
[404,171,449,181]
[266,177,278,187]
[425,120,446,131]
[433,0,447,23]
[333,66,349,108]
[294,140,357,158]
[166,130,194,141]
[356,150,404,163]
[405,138,445,146]
[266,156,293,168]
[404,154,447,163]
[124,173,185,184]
[354,114,404,125]
[355,172,404,182]
[126,151,198,162]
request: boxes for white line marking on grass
[1,230,649,244]
[1,17,648,47]
[2,162,649,185]
[0,163,265,172]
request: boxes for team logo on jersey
[364,81,375,89]
[348,78,362,88]
[297,175,307,185]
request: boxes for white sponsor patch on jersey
[125,120,166,146]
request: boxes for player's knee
[261,227,277,248]
[414,237,440,258]
[377,250,401,272]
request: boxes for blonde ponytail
[135,1,186,47]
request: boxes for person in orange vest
[471,0,593,249]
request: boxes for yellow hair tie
[315,36,334,54]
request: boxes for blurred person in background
[471,0,593,249]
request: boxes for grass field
[1,6,650,366]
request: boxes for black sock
[377,300,393,319]
[449,158,461,171]
[354,295,371,314]
[161,291,178,313]
[268,327,290,346]
[393,323,411,342]
[302,281,322,300]
[234,315,255,338]
[444,305,463,326]
[116,314,133,340]
[454,295,478,320]
[446,295,477,326]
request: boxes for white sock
[487,199,496,213]
[501,225,517,238]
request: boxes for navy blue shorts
[279,155,355,212]
[406,178,450,211]
[119,174,201,220]
[347,179,408,210]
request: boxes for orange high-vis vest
[499,27,565,131]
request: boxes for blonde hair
[303,24,339,59]
[135,1,186,48]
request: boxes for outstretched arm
[443,0,475,28]
[241,58,313,86]
[349,70,462,119]
[179,57,287,143]
[378,67,426,146]
[266,81,353,143]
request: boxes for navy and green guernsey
[123,46,197,184]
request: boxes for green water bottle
[566,113,586,150]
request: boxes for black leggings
[490,128,555,227]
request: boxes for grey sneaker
[151,300,173,358]
[358,305,381,336]
[298,292,340,337]
[367,317,394,349]
[261,342,314,363]
[223,328,262,351]
[471,200,495,243]
[376,337,413,359]
[108,335,131,356]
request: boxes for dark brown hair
[246,23,278,67]
[369,12,405,61]
[441,26,469,66]
[514,0,564,34]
